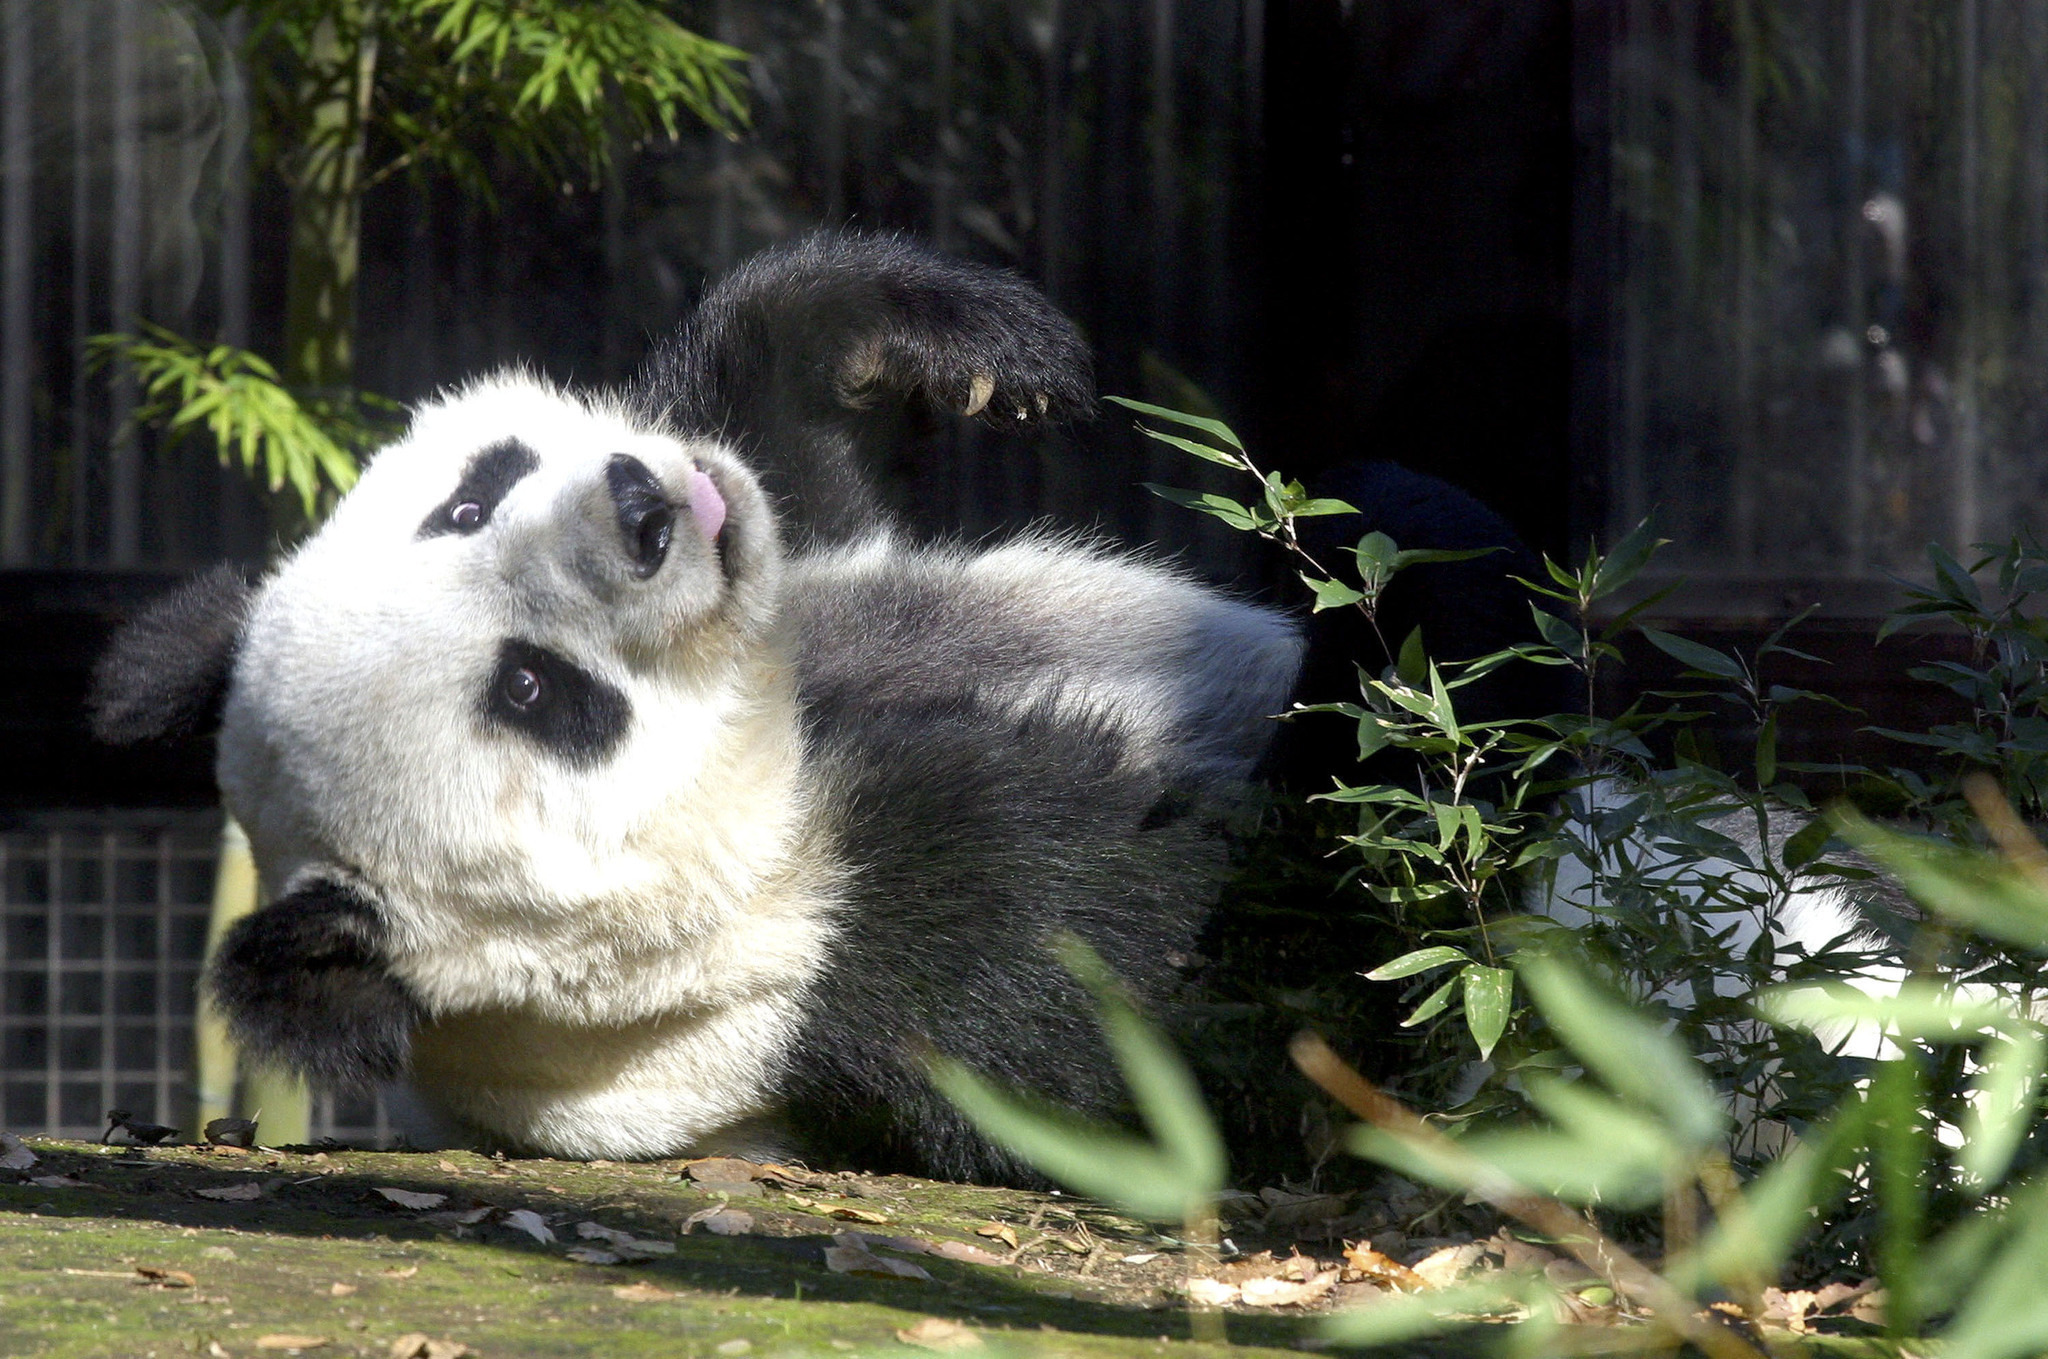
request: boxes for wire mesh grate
[0,812,390,1146]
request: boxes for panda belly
[404,993,808,1160]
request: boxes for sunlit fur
[203,374,1301,1167]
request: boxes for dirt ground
[0,1137,1391,1358]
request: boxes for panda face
[215,377,815,1022]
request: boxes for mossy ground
[0,1139,1328,1359]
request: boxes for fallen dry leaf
[928,1240,1005,1266]
[685,1157,765,1190]
[437,1159,465,1174]
[27,1174,85,1188]
[896,1317,983,1351]
[824,1242,932,1281]
[1410,1243,1485,1289]
[374,1187,448,1210]
[1122,1252,1161,1265]
[679,1206,753,1237]
[195,1181,266,1201]
[501,1208,554,1243]
[254,1336,327,1351]
[1343,1243,1426,1292]
[134,1267,196,1288]
[565,1247,622,1265]
[420,1206,493,1229]
[0,1132,37,1170]
[388,1336,474,1359]
[1184,1277,1240,1307]
[613,1281,678,1301]
[328,1282,357,1298]
[974,1222,1020,1250]
[755,1161,835,1191]
[828,1205,890,1224]
[1238,1271,1340,1308]
[713,1342,751,1357]
[378,1265,418,1279]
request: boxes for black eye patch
[481,639,631,765]
[418,438,540,539]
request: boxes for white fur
[219,374,1295,1159]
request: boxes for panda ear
[206,875,422,1088]
[88,563,254,744]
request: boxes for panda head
[93,375,797,1022]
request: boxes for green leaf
[1365,945,1470,981]
[926,1059,1204,1221]
[1401,976,1458,1028]
[1301,575,1365,612]
[1588,516,1667,599]
[1780,817,1835,870]
[1833,810,2048,953]
[1529,604,1581,655]
[1940,1184,2048,1359]
[1320,1273,1538,1345]
[1053,937,1226,1194]
[1754,711,1778,786]
[1127,425,1244,469]
[1673,1101,1872,1293]
[1101,395,1245,451]
[1462,965,1513,1060]
[929,936,1223,1224]
[1961,1024,2048,1189]
[1289,497,1360,519]
[1396,626,1428,687]
[1757,980,2013,1041]
[1141,484,1259,531]
[1518,954,1724,1149]
[1639,627,1745,680]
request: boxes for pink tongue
[683,466,727,542]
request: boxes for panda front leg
[206,875,424,1092]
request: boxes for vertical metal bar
[1957,0,1981,551]
[69,0,92,565]
[109,0,143,566]
[1730,0,1760,568]
[98,829,115,1131]
[1,0,31,566]
[155,830,173,1129]
[1616,0,1651,540]
[1143,0,1177,546]
[43,830,59,1134]
[1844,0,1869,572]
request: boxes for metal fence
[0,813,387,1146]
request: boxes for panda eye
[503,668,542,710]
[449,501,484,530]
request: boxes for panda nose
[605,455,674,579]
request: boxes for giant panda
[88,233,1305,1183]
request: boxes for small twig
[1290,1032,1768,1359]
[1964,773,2048,887]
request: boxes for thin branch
[1289,1032,1769,1359]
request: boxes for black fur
[771,560,1254,1182]
[418,437,540,539]
[782,688,1218,1183]
[86,563,253,744]
[482,638,633,766]
[207,878,422,1089]
[634,231,1094,543]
